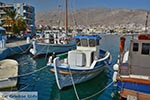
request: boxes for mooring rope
[19,43,33,54]
[67,56,114,100]
[68,65,114,100]
[81,81,114,100]
[18,66,44,91]
[9,65,48,79]
[68,66,80,100]
[8,43,32,54]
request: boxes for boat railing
[90,51,110,69]
[97,51,110,62]
[56,52,68,60]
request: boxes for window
[141,43,150,55]
[89,39,96,47]
[76,39,81,46]
[81,38,88,47]
[133,43,139,52]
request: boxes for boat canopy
[74,35,101,40]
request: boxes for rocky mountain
[35,8,150,27]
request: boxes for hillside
[35,8,150,26]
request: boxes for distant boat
[113,34,150,100]
[0,59,18,89]
[30,0,76,56]
[29,30,76,56]
[47,34,112,89]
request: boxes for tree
[2,8,27,34]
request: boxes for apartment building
[0,2,35,34]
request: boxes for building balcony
[0,4,13,8]
[0,11,5,14]
[23,10,32,14]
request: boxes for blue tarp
[74,35,101,40]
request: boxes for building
[0,2,14,33]
[0,2,35,34]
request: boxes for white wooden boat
[47,34,112,89]
[0,59,18,89]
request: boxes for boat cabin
[37,29,68,44]
[128,34,150,76]
[67,35,101,67]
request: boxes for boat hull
[50,66,106,89]
[30,41,76,56]
[118,80,150,94]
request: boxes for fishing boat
[113,34,150,100]
[0,59,18,89]
[30,0,76,56]
[113,12,150,100]
[47,34,112,89]
[29,30,76,56]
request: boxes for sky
[1,0,150,11]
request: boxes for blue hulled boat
[47,34,111,89]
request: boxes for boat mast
[65,0,68,34]
[145,11,149,33]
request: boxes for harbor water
[5,34,132,100]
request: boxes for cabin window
[89,39,96,47]
[76,39,81,46]
[96,40,99,45]
[81,38,88,47]
[141,43,150,55]
[133,43,139,52]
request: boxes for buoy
[30,49,36,55]
[48,56,53,64]
[113,64,119,71]
[26,37,30,43]
[113,71,118,82]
